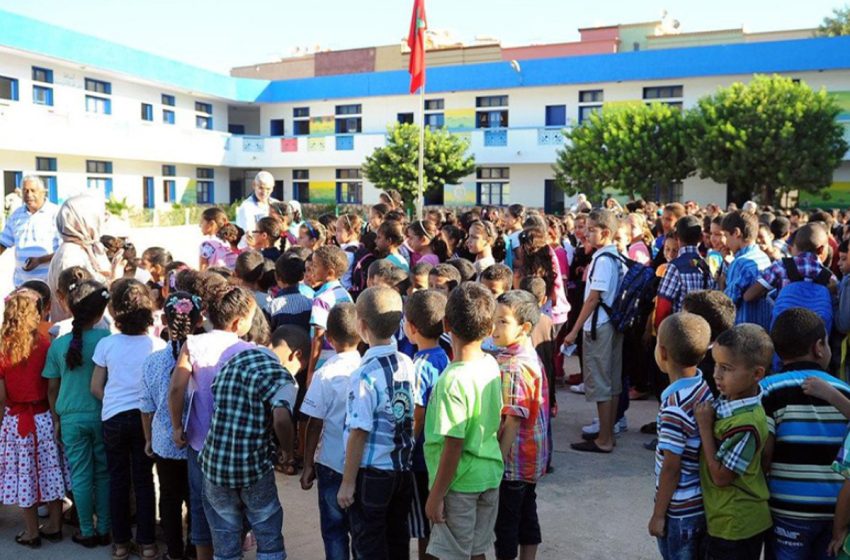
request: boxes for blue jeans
[348,468,412,560]
[766,515,832,560]
[187,447,213,547]
[317,463,355,560]
[203,470,285,560]
[656,514,705,560]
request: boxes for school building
[2,9,850,213]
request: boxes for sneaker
[616,417,628,433]
[569,383,585,394]
[581,418,600,434]
[581,418,627,440]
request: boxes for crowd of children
[3,184,850,560]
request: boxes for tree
[818,5,850,36]
[362,123,475,208]
[553,102,694,202]
[685,74,848,206]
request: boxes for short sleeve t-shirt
[93,333,167,421]
[411,346,450,472]
[424,354,504,493]
[582,245,624,332]
[42,328,110,422]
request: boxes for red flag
[407,0,427,94]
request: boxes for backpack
[590,252,659,338]
[769,257,833,332]
[667,252,717,292]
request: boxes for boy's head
[311,245,349,283]
[445,283,496,345]
[661,203,686,235]
[271,325,310,374]
[493,290,540,348]
[839,239,850,276]
[675,215,704,247]
[613,219,630,254]
[721,211,758,253]
[446,258,477,283]
[712,324,774,399]
[586,209,618,248]
[681,290,735,343]
[770,217,791,241]
[756,223,774,253]
[355,287,404,342]
[480,263,513,297]
[409,262,433,294]
[403,289,447,343]
[519,276,547,306]
[326,302,361,351]
[770,308,831,370]
[428,264,462,295]
[792,222,829,263]
[275,254,305,287]
[367,259,409,291]
[655,313,711,373]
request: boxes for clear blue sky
[0,0,843,72]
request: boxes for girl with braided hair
[43,279,111,548]
[0,288,69,547]
[140,291,202,560]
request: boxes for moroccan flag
[407,0,427,94]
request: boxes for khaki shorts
[427,488,499,560]
[582,322,623,402]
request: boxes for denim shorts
[656,514,705,560]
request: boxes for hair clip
[305,221,317,238]
[101,289,110,299]
[68,282,78,292]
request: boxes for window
[425,99,444,111]
[545,105,566,127]
[294,107,310,135]
[161,94,175,106]
[163,109,175,124]
[40,176,58,203]
[197,167,214,179]
[162,165,176,176]
[270,119,285,136]
[292,169,309,203]
[87,178,113,198]
[143,176,155,209]
[335,104,362,115]
[86,95,111,114]
[397,113,414,125]
[196,166,214,204]
[476,167,510,206]
[36,157,57,172]
[476,95,508,129]
[336,168,362,204]
[163,180,176,203]
[141,103,153,121]
[86,160,113,174]
[424,112,444,128]
[643,85,683,100]
[31,67,53,83]
[33,85,53,106]
[578,89,604,124]
[195,101,212,114]
[228,124,245,135]
[196,115,213,130]
[0,76,19,101]
[335,104,362,134]
[85,78,111,95]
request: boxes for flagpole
[416,81,425,220]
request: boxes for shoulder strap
[783,257,801,282]
[815,265,833,286]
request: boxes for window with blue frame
[0,76,19,101]
[161,94,175,106]
[270,119,285,136]
[33,85,53,106]
[424,112,445,129]
[40,175,58,203]
[293,169,309,202]
[32,67,53,84]
[36,157,57,172]
[476,167,510,206]
[335,104,362,133]
[163,179,176,203]
[196,181,214,204]
[162,165,176,176]
[86,160,112,174]
[141,103,153,121]
[397,113,414,125]
[197,167,214,180]
[475,96,509,129]
[545,105,567,127]
[335,168,361,204]
[143,176,155,208]
[163,109,175,124]
[86,95,111,114]
[85,78,111,95]
[195,101,212,114]
[87,177,113,198]
[196,115,213,130]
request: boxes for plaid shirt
[757,252,836,292]
[199,348,297,488]
[713,391,764,476]
[657,246,716,312]
[497,341,549,483]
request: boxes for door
[229,180,243,203]
[43,176,58,203]
[544,179,564,215]
[273,180,284,202]
[3,171,22,196]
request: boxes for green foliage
[553,102,694,201]
[104,195,130,216]
[362,123,475,208]
[818,5,850,36]
[685,74,848,205]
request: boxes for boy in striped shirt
[648,313,714,560]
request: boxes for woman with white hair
[235,170,279,232]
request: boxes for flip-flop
[570,440,613,453]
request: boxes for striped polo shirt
[0,202,61,287]
[760,365,850,520]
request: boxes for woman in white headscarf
[47,195,118,321]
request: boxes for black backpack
[590,252,659,338]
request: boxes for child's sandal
[139,542,160,559]
[111,542,131,560]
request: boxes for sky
[0,0,843,73]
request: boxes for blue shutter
[105,178,113,198]
[169,181,176,201]
[45,176,58,203]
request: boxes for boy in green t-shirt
[424,283,504,560]
[695,324,774,560]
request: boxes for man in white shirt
[0,175,60,287]
[235,170,279,232]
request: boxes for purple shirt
[185,330,253,451]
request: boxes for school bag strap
[588,251,627,340]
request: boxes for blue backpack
[770,257,833,332]
[590,252,659,338]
